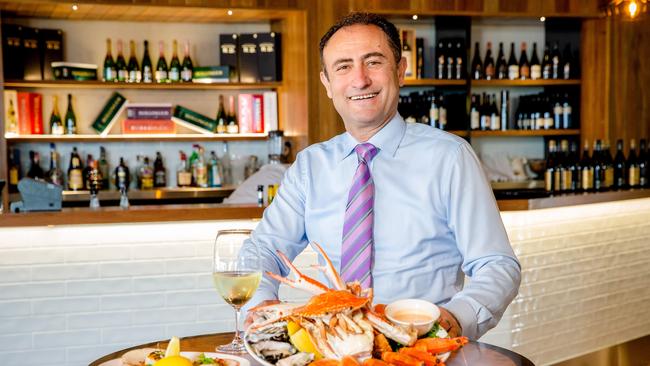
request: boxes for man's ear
[320,70,333,99]
[397,56,407,87]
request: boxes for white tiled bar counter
[1,197,649,366]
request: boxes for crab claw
[365,309,418,346]
[310,242,347,291]
[266,250,331,295]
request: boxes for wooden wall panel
[0,14,6,211]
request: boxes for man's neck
[346,112,395,142]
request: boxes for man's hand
[438,306,462,338]
[243,299,280,329]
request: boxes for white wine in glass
[212,229,261,353]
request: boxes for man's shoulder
[296,133,346,159]
[404,123,468,152]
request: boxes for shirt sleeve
[442,143,522,340]
[240,153,310,314]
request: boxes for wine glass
[212,229,261,353]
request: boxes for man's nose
[350,65,371,89]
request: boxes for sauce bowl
[385,299,440,337]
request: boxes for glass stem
[233,307,242,342]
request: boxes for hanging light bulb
[628,0,638,17]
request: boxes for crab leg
[266,250,331,295]
[310,242,347,290]
[365,310,418,346]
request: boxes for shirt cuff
[442,297,478,340]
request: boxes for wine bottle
[114,157,130,191]
[436,41,445,79]
[602,140,614,189]
[429,93,439,128]
[471,42,483,80]
[194,146,208,188]
[545,140,558,193]
[507,42,519,80]
[490,94,500,130]
[153,151,167,187]
[639,139,648,187]
[613,139,627,189]
[593,140,605,191]
[542,43,552,79]
[568,141,581,192]
[562,93,572,129]
[551,42,561,79]
[221,142,233,185]
[530,42,541,80]
[87,156,103,194]
[559,140,572,192]
[64,94,77,135]
[402,31,413,79]
[519,42,530,80]
[142,40,153,83]
[103,38,116,82]
[470,94,479,130]
[155,40,168,83]
[445,42,454,80]
[169,40,181,83]
[27,151,44,180]
[479,93,490,131]
[181,40,194,82]
[454,41,464,80]
[98,146,109,190]
[127,40,141,83]
[580,141,594,192]
[216,95,227,133]
[47,143,65,186]
[628,139,641,188]
[83,154,95,190]
[483,42,495,80]
[496,42,507,80]
[139,156,154,189]
[226,95,239,134]
[50,95,64,135]
[208,151,224,188]
[68,147,84,191]
[562,43,572,79]
[177,151,192,187]
[8,148,21,192]
[115,39,128,82]
[500,90,509,131]
[438,94,447,130]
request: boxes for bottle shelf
[471,79,581,87]
[403,79,466,87]
[9,186,237,203]
[4,133,268,142]
[470,129,580,137]
[3,80,281,91]
[447,130,469,137]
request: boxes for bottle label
[143,66,153,82]
[508,65,519,80]
[629,167,640,186]
[470,110,479,130]
[69,170,83,190]
[51,124,64,135]
[104,68,116,82]
[181,69,192,82]
[155,171,166,186]
[129,70,141,83]
[480,115,490,130]
[178,171,192,186]
[531,65,541,80]
[430,107,439,125]
[439,108,447,128]
[605,168,614,187]
[169,69,180,81]
[155,70,168,82]
[196,166,208,187]
[562,106,572,129]
[562,170,573,191]
[118,69,128,81]
[491,116,500,130]
[542,65,551,79]
[9,168,18,185]
[403,50,413,77]
[582,169,594,190]
[563,64,570,79]
[520,65,530,79]
[141,176,154,189]
[545,170,554,192]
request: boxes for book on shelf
[238,93,265,134]
[263,91,278,132]
[91,92,128,136]
[15,92,43,135]
[121,119,176,134]
[191,66,230,83]
[172,105,217,135]
[126,103,172,120]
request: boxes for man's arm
[239,154,310,315]
[442,143,522,340]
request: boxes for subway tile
[0,334,32,350]
[0,282,65,300]
[32,297,99,315]
[0,315,66,334]
[166,290,221,307]
[0,300,32,317]
[131,307,197,325]
[102,325,166,344]
[33,329,101,348]
[66,343,133,364]
[100,260,164,278]
[67,311,132,329]
[165,258,212,274]
[165,321,231,338]
[0,249,65,266]
[32,263,99,281]
[64,246,131,263]
[197,304,233,321]
[66,278,132,296]
[0,267,31,283]
[131,244,196,260]
[133,275,196,292]
[0,348,66,366]
[101,293,165,311]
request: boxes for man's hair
[319,12,402,75]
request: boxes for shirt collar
[338,112,406,162]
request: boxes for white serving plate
[98,351,250,366]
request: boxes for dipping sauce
[391,310,435,324]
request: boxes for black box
[39,29,63,80]
[2,24,23,80]
[257,32,281,82]
[238,33,259,83]
[22,27,42,80]
[219,33,239,82]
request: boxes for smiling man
[241,12,521,340]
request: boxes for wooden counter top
[496,188,650,211]
[0,203,265,227]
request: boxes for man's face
[320,24,406,131]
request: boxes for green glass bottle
[155,40,168,83]
[141,40,153,83]
[115,39,128,82]
[181,40,193,82]
[64,94,77,135]
[169,40,181,83]
[127,40,141,83]
[103,38,116,82]
[49,95,64,135]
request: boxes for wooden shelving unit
[448,130,469,137]
[470,129,581,137]
[4,80,282,90]
[4,133,268,142]
[403,79,466,87]
[471,79,581,87]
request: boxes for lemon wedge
[164,336,181,358]
[153,355,193,366]
[290,328,323,359]
[287,320,302,336]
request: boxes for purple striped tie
[341,143,378,289]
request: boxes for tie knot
[354,143,378,164]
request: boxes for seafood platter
[245,243,468,366]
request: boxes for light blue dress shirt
[242,113,521,340]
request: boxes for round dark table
[89,332,535,366]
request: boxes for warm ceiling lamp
[605,0,648,19]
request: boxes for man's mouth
[348,92,379,101]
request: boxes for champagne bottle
[114,157,131,191]
[68,147,84,191]
[155,40,168,83]
[226,95,239,133]
[559,139,571,192]
[568,141,581,191]
[169,40,181,83]
[507,42,519,80]
[181,40,194,82]
[153,151,167,187]
[580,141,594,192]
[98,146,109,190]
[27,151,45,180]
[115,39,128,82]
[141,40,153,83]
[530,42,541,80]
[483,42,495,80]
[613,139,627,189]
[519,42,530,80]
[103,38,116,82]
[628,139,640,188]
[49,95,64,135]
[47,143,65,186]
[64,94,77,135]
[551,42,561,79]
[6,98,18,135]
[471,42,483,80]
[215,95,227,133]
[496,42,507,80]
[127,40,141,83]
[542,43,552,79]
[402,31,413,79]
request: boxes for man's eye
[367,60,381,66]
[336,65,350,72]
